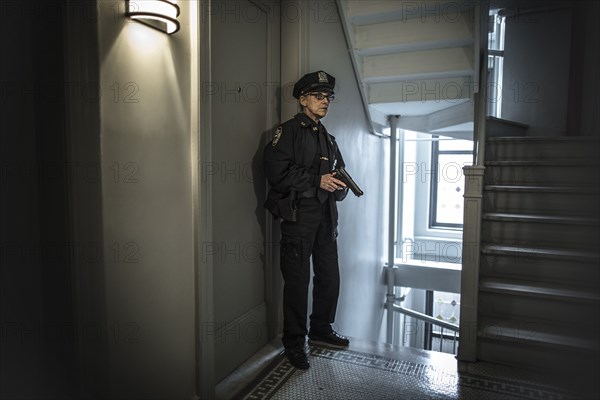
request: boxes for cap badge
[318,71,328,83]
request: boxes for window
[424,290,460,354]
[487,9,506,118]
[394,133,470,356]
[397,132,473,262]
[429,137,473,230]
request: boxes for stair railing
[393,304,460,354]
[473,1,489,167]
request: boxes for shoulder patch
[272,126,283,146]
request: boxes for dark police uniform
[263,71,349,351]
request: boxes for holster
[264,189,298,222]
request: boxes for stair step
[486,136,600,161]
[482,212,598,225]
[479,278,600,303]
[483,185,600,217]
[484,161,599,185]
[345,0,417,25]
[486,159,599,166]
[481,243,600,262]
[354,12,473,56]
[487,136,600,144]
[479,291,600,330]
[478,317,599,351]
[485,117,529,138]
[480,245,600,288]
[345,0,474,25]
[484,185,600,194]
[356,38,475,57]
[363,47,474,83]
[476,339,600,395]
[480,139,600,374]
[481,214,599,249]
[369,76,473,104]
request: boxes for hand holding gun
[333,167,364,197]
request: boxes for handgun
[333,167,364,197]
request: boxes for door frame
[194,1,280,398]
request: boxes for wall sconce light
[126,0,180,35]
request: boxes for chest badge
[272,126,283,146]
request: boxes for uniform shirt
[264,112,346,198]
[263,113,348,234]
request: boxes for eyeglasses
[306,92,335,102]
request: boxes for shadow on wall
[253,124,285,340]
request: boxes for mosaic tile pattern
[238,345,581,400]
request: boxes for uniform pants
[279,197,340,349]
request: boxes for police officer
[263,70,350,369]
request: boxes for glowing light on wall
[126,0,180,35]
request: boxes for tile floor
[216,336,594,400]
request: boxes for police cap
[293,70,335,99]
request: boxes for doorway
[199,0,281,385]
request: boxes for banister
[474,1,490,166]
[392,304,460,332]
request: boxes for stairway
[477,136,600,389]
[337,0,477,136]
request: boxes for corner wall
[501,6,572,136]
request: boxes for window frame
[400,134,470,263]
[487,9,506,118]
[428,136,472,230]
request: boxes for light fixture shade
[127,0,180,34]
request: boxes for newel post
[457,165,485,361]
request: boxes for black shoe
[284,345,309,369]
[308,329,350,348]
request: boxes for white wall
[95,1,196,398]
[302,0,389,343]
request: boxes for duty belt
[300,187,317,198]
